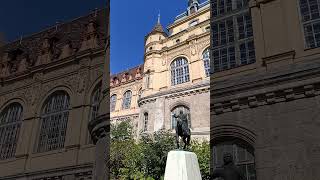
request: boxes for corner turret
[145,14,167,53]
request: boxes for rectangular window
[299,0,320,48]
[211,0,255,73]
[212,0,249,18]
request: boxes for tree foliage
[110,120,210,180]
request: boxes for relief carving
[77,70,88,94]
[18,58,28,72]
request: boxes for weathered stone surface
[164,150,202,180]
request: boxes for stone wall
[211,59,320,180]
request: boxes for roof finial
[94,8,98,17]
[157,11,161,24]
[19,35,22,45]
[55,21,59,31]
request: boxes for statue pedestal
[164,150,202,180]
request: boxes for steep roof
[145,14,168,39]
[0,8,107,64]
[110,65,144,87]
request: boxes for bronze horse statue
[174,110,191,149]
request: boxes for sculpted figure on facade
[212,153,245,180]
[1,62,10,77]
[18,57,28,72]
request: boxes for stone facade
[0,8,107,180]
[211,0,320,179]
[110,0,210,139]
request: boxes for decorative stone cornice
[110,113,139,122]
[139,80,209,106]
[212,59,320,115]
[0,165,93,180]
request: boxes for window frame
[297,0,320,49]
[212,141,256,180]
[143,112,148,132]
[122,90,132,110]
[110,94,117,112]
[0,102,23,160]
[89,83,102,122]
[37,91,70,153]
[211,0,255,73]
[170,57,190,86]
[203,48,211,77]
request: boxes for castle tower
[145,13,167,53]
[143,14,168,96]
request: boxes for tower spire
[157,11,161,24]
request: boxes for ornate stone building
[0,8,108,180]
[110,0,210,139]
[211,0,320,179]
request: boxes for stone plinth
[164,150,202,180]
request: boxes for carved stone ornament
[77,71,87,94]
[88,114,109,144]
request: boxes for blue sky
[0,0,106,42]
[111,0,191,74]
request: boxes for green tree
[110,120,210,180]
[191,140,210,180]
[110,120,135,179]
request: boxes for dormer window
[189,19,199,27]
[176,39,180,44]
[205,26,210,32]
[190,6,197,14]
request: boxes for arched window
[143,112,148,132]
[171,105,191,129]
[171,57,190,86]
[89,83,101,122]
[122,90,132,109]
[0,103,23,160]
[37,91,70,153]
[110,94,117,112]
[203,48,210,77]
[213,141,256,180]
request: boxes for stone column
[88,1,110,179]
[88,114,109,180]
